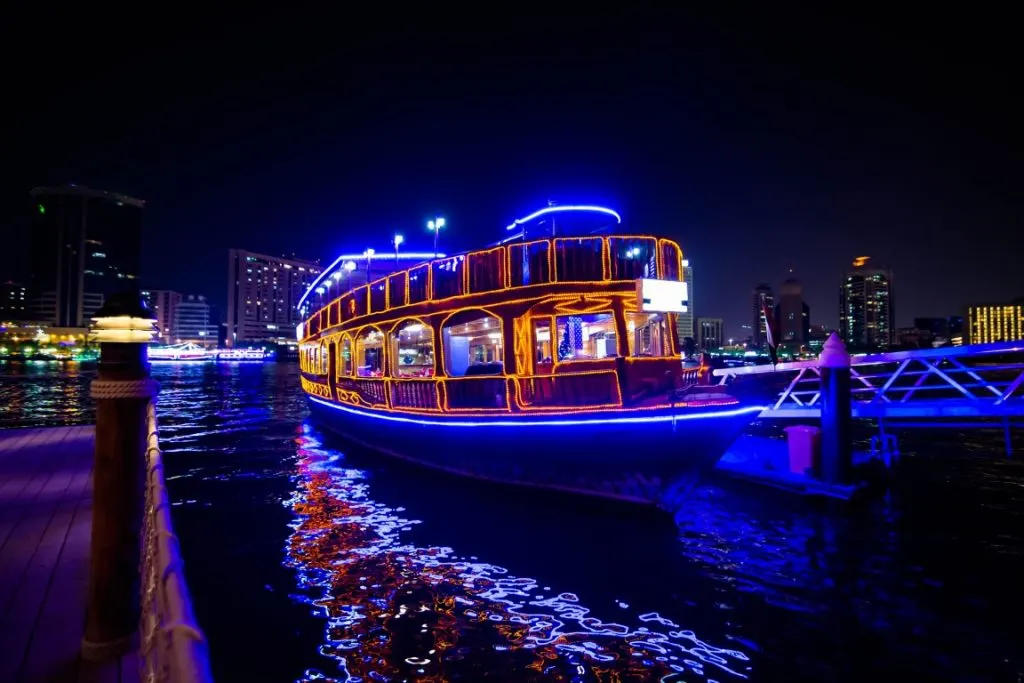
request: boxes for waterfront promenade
[0,426,137,683]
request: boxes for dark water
[1,361,1023,682]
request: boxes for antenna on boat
[548,199,557,237]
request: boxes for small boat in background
[148,343,271,362]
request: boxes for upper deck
[300,234,685,340]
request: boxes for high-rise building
[675,258,695,346]
[1,282,28,321]
[696,317,723,351]
[839,256,894,351]
[177,295,220,345]
[751,284,774,348]
[968,300,1024,345]
[227,249,321,346]
[775,277,810,347]
[29,185,144,327]
[142,290,182,344]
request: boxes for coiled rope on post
[91,378,162,400]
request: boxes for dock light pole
[819,332,852,484]
[427,217,445,259]
[365,248,376,285]
[83,292,159,661]
[393,233,404,264]
[343,260,357,291]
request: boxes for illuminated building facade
[751,283,774,348]
[1,282,28,321]
[177,295,220,345]
[227,249,321,346]
[674,259,695,350]
[142,290,181,344]
[775,277,810,347]
[29,185,144,327]
[696,317,723,351]
[839,256,893,351]
[968,301,1024,345]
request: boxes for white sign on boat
[636,278,688,313]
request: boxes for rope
[137,400,213,683]
[91,378,161,400]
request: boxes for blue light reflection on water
[1,362,1023,681]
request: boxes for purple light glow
[308,396,763,427]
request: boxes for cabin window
[443,314,503,376]
[625,312,671,357]
[355,328,384,376]
[317,342,329,376]
[391,320,434,377]
[534,318,553,366]
[408,265,429,304]
[388,272,407,308]
[370,280,387,312]
[508,240,551,287]
[468,248,506,293]
[659,241,683,281]
[555,312,617,361]
[432,256,466,299]
[554,237,604,282]
[339,336,353,376]
[608,237,657,281]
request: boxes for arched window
[354,327,384,377]
[390,320,434,377]
[339,335,353,377]
[554,312,617,362]
[442,310,503,376]
[318,341,329,376]
[625,312,671,357]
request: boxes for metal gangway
[712,341,1024,456]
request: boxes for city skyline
[3,10,1020,339]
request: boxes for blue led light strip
[298,251,446,311]
[505,205,622,232]
[309,396,764,428]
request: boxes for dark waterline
[1,362,1022,681]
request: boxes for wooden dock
[0,426,139,683]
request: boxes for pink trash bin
[784,425,821,475]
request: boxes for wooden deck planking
[0,426,138,683]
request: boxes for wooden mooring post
[81,292,159,661]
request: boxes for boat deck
[0,426,139,683]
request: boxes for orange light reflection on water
[284,431,750,682]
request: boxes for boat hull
[306,396,761,513]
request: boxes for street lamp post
[393,233,404,264]
[365,248,376,285]
[427,217,445,259]
[343,260,357,291]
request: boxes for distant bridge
[712,341,1024,455]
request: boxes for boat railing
[443,375,510,411]
[514,370,623,409]
[390,378,441,411]
[302,235,684,337]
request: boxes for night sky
[3,8,1018,337]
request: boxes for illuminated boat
[216,348,270,361]
[297,205,767,513]
[147,342,211,362]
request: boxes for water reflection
[286,430,750,682]
[0,361,94,428]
